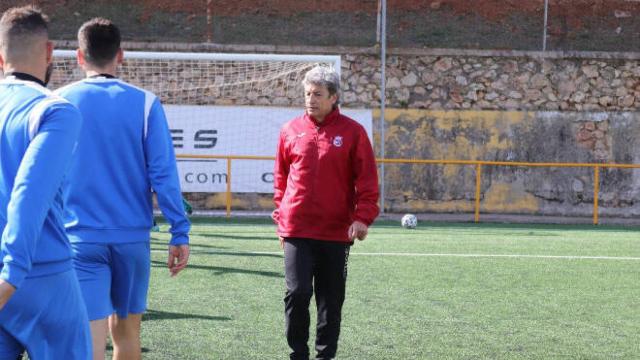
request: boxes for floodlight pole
[542,0,549,51]
[379,0,387,214]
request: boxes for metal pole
[379,0,387,213]
[474,164,482,222]
[593,166,600,225]
[226,158,232,217]
[376,0,382,44]
[207,0,213,42]
[542,0,549,51]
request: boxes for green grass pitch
[131,218,640,359]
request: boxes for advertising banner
[165,106,372,193]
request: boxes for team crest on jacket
[333,136,343,147]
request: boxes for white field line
[151,249,640,261]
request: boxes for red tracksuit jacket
[273,108,379,242]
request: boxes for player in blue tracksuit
[55,18,190,360]
[0,5,92,359]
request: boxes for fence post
[226,157,232,218]
[206,0,213,42]
[379,0,387,213]
[593,165,600,225]
[542,0,549,51]
[475,163,482,223]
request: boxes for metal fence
[2,1,638,52]
[179,154,640,224]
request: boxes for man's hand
[0,279,16,311]
[271,209,280,224]
[279,236,285,249]
[348,221,369,241]
[168,244,190,277]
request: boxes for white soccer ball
[401,214,418,229]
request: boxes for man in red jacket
[273,65,379,360]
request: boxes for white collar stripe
[28,97,68,140]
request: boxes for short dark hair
[0,5,49,56]
[77,17,120,68]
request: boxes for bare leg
[109,313,142,360]
[90,318,109,360]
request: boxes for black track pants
[283,238,350,360]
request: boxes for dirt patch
[4,1,640,28]
[141,0,379,17]
[138,0,640,41]
[133,0,638,28]
[2,0,638,50]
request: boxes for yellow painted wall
[375,109,540,213]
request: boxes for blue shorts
[72,242,151,320]
[0,269,92,359]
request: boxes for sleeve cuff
[0,264,27,289]
[169,234,189,246]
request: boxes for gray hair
[302,65,341,107]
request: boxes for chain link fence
[1,1,638,52]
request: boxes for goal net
[51,50,342,213]
[51,50,340,107]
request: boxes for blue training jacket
[0,76,82,288]
[55,77,189,246]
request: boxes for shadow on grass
[142,309,231,322]
[188,216,273,225]
[99,310,230,357]
[151,260,283,278]
[105,344,151,353]
[154,216,274,226]
[205,250,282,258]
[152,232,276,243]
[372,229,563,237]
[194,233,276,241]
[150,238,230,250]
[373,220,640,232]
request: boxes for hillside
[2,0,639,51]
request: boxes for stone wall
[345,49,639,218]
[52,43,640,113]
[53,43,640,217]
[341,51,639,112]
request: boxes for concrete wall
[379,109,640,218]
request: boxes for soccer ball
[401,214,418,229]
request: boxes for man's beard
[44,62,53,86]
